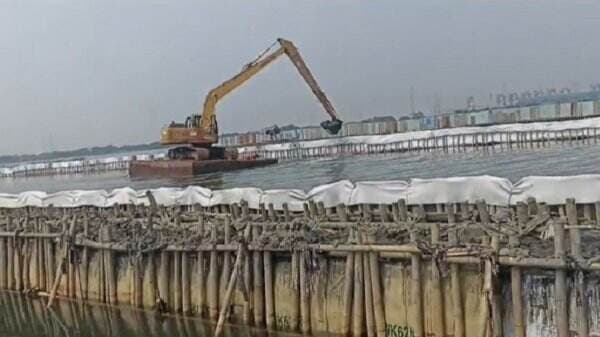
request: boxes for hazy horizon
[1,0,600,156]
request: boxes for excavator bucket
[320,119,343,135]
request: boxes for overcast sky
[1,0,599,155]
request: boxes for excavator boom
[160,38,342,147]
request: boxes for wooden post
[208,223,219,320]
[477,200,502,337]
[220,216,232,318]
[264,249,274,330]
[159,250,170,311]
[300,251,311,335]
[447,204,464,337]
[81,214,89,299]
[104,225,117,305]
[195,211,205,316]
[554,207,569,337]
[173,251,182,313]
[339,204,354,337]
[363,248,375,337]
[594,201,600,226]
[430,223,445,337]
[0,235,5,289]
[8,220,15,290]
[567,199,588,337]
[352,251,364,337]
[410,230,424,337]
[242,203,252,325]
[368,233,385,337]
[511,203,527,337]
[290,249,301,332]
[253,226,265,327]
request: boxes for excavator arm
[200,38,341,134]
[161,38,342,147]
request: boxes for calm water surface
[0,291,295,337]
[2,143,600,193]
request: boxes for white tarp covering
[2,175,600,209]
[511,175,600,205]
[350,180,409,205]
[407,176,513,205]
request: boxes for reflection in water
[2,142,600,193]
[0,292,290,337]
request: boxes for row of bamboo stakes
[0,197,599,337]
[255,127,600,160]
[3,126,600,179]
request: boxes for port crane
[160,38,343,160]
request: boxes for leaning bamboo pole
[46,215,77,308]
[214,224,251,337]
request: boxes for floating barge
[128,158,278,177]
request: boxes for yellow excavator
[160,38,343,160]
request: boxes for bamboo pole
[134,255,143,308]
[363,247,375,337]
[253,225,265,327]
[352,251,364,337]
[300,251,311,335]
[159,250,170,311]
[264,250,274,330]
[368,233,386,337]
[8,221,15,290]
[196,213,205,316]
[180,253,190,314]
[14,221,22,292]
[242,202,252,325]
[430,222,445,337]
[46,215,78,308]
[81,214,89,299]
[0,236,6,289]
[554,203,569,337]
[511,203,526,337]
[290,249,301,332]
[447,204,464,337]
[214,244,246,337]
[339,204,354,337]
[567,199,588,337]
[477,200,502,337]
[410,230,424,337]
[174,251,182,313]
[103,224,117,305]
[208,223,219,320]
[220,216,232,318]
